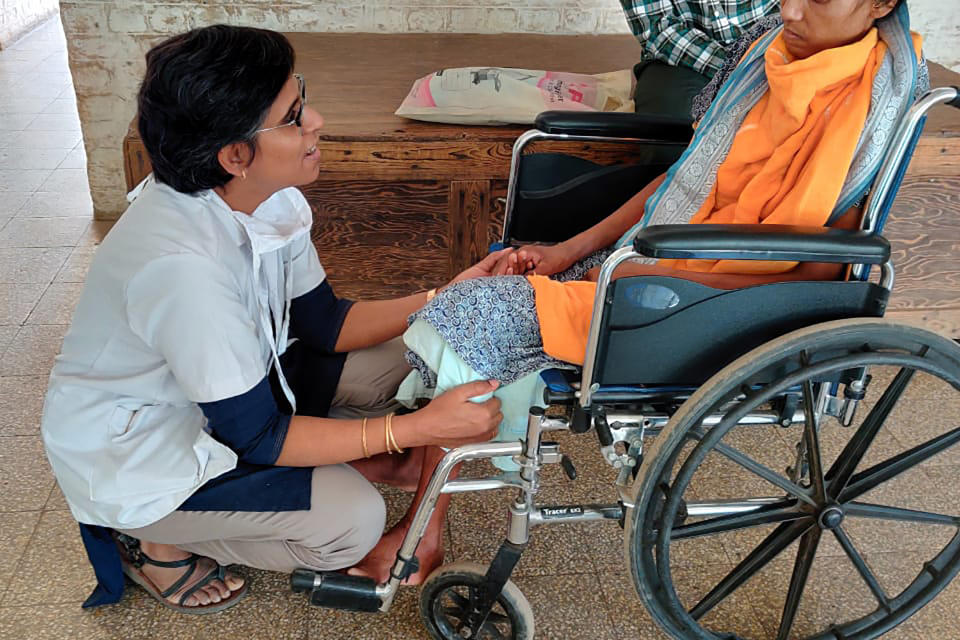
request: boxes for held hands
[448,248,515,286]
[407,380,503,448]
[491,243,574,277]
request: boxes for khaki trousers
[120,337,412,573]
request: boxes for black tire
[625,319,960,639]
[419,562,535,640]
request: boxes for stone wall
[0,0,58,48]
[59,1,960,220]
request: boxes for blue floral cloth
[406,276,569,386]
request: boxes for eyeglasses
[255,73,305,135]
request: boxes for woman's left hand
[449,248,515,286]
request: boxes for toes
[225,573,245,591]
[212,578,231,599]
[202,584,223,604]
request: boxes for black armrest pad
[948,86,960,108]
[633,224,891,264]
[534,111,693,143]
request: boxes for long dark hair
[137,25,295,194]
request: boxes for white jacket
[40,178,325,529]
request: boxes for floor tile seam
[0,326,20,362]
[54,148,83,172]
[0,503,46,607]
[1,17,60,51]
[0,186,34,221]
[20,280,55,325]
[0,243,78,249]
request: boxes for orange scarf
[665,28,885,274]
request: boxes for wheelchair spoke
[826,366,917,499]
[689,519,812,620]
[839,426,960,502]
[776,527,822,640]
[484,611,511,626]
[801,376,827,503]
[712,441,817,507]
[833,526,891,609]
[447,589,471,610]
[480,622,507,640]
[671,501,806,540]
[845,502,960,526]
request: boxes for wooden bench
[122,33,960,334]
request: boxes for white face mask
[231,188,313,255]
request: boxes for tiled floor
[2,15,960,640]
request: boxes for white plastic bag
[395,67,635,126]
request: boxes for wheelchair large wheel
[626,319,960,639]
[419,562,534,640]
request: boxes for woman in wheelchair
[385,3,960,638]
[403,0,926,395]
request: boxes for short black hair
[137,25,295,194]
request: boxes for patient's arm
[495,172,667,277]
[590,259,847,289]
[585,205,864,288]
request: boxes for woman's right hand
[403,380,503,448]
[493,243,575,277]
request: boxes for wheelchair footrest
[290,569,382,612]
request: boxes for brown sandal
[117,534,248,614]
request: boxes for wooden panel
[286,33,642,141]
[448,180,491,274]
[302,180,449,300]
[122,129,150,191]
[314,141,513,181]
[883,176,960,324]
[489,180,508,246]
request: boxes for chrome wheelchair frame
[293,86,960,640]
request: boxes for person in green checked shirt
[620,0,780,118]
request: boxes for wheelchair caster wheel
[419,562,534,640]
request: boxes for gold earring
[241,169,247,180]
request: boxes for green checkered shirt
[619,0,780,77]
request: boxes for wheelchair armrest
[633,224,891,264]
[533,111,694,143]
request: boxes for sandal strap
[177,563,227,607]
[158,555,200,600]
[138,551,201,570]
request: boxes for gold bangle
[384,414,392,454]
[425,288,437,303]
[387,412,403,454]
[361,417,370,458]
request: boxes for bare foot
[134,541,245,607]
[347,522,443,586]
[350,447,425,492]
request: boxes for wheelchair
[292,85,960,639]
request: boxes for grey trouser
[120,337,412,573]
